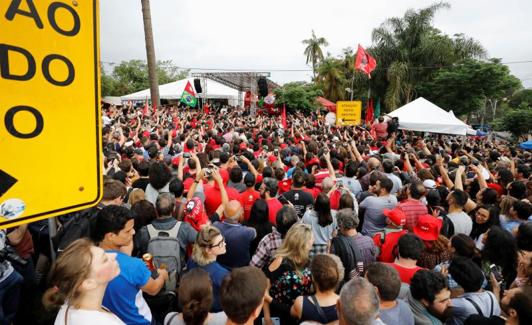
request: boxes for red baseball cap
[413,215,442,241]
[239,142,247,150]
[268,155,277,163]
[383,208,406,227]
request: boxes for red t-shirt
[387,262,424,284]
[303,187,321,200]
[278,179,292,195]
[241,188,261,221]
[373,229,408,263]
[203,184,242,216]
[266,198,283,225]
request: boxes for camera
[0,246,27,267]
[183,153,191,159]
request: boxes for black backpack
[430,206,454,238]
[52,206,100,253]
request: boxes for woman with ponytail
[164,268,227,325]
[42,238,123,325]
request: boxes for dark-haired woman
[243,199,273,256]
[482,226,518,290]
[290,254,343,324]
[469,204,500,249]
[164,268,227,325]
[302,193,337,256]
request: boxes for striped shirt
[397,199,428,231]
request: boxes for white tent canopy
[121,77,240,105]
[387,97,468,135]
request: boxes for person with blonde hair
[264,223,314,325]
[186,225,229,312]
[42,238,124,325]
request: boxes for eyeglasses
[210,238,226,248]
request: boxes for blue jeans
[0,269,23,325]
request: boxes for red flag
[184,81,196,96]
[365,98,374,125]
[143,96,148,116]
[282,104,287,129]
[355,44,377,78]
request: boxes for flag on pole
[282,104,287,129]
[374,98,381,118]
[180,81,198,107]
[365,98,374,125]
[355,44,377,78]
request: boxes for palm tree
[315,57,347,102]
[303,30,329,79]
[371,2,486,110]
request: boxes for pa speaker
[258,77,268,97]
[194,78,202,93]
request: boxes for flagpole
[350,75,355,101]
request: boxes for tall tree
[315,56,347,102]
[419,59,521,120]
[370,2,486,110]
[302,30,329,79]
[273,82,322,114]
[141,0,160,106]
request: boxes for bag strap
[309,295,327,324]
[489,292,494,317]
[165,312,179,325]
[147,221,182,239]
[464,297,484,317]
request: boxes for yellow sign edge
[0,1,103,229]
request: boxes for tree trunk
[141,0,160,107]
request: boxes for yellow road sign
[0,1,102,229]
[336,101,362,126]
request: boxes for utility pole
[141,0,160,107]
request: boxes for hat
[171,156,180,166]
[239,142,247,150]
[413,215,442,241]
[383,208,406,227]
[268,155,277,163]
[307,157,320,166]
[423,179,437,189]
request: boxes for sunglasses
[209,238,226,248]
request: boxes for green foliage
[419,59,521,117]
[494,107,532,138]
[273,82,322,114]
[315,56,348,102]
[508,89,532,108]
[362,2,486,111]
[101,60,189,96]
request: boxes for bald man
[359,157,385,191]
[213,200,257,269]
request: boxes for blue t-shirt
[103,250,152,325]
[213,221,256,269]
[187,259,229,312]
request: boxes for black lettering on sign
[48,2,80,37]
[42,54,74,86]
[4,105,44,139]
[0,44,36,81]
[4,0,43,29]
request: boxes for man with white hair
[213,200,256,269]
[336,277,385,325]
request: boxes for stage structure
[191,72,279,108]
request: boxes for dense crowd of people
[1,104,531,325]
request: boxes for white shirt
[54,304,125,325]
[447,211,473,236]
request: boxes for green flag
[375,98,381,118]
[180,81,198,107]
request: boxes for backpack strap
[147,221,182,239]
[379,230,386,245]
[309,295,327,324]
[464,297,484,317]
[164,312,179,325]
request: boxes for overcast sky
[100,0,532,88]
